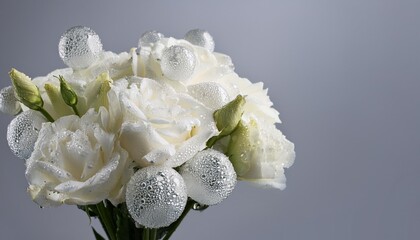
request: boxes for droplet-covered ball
[58,26,103,69]
[180,149,237,205]
[184,29,215,52]
[126,166,188,228]
[188,82,230,110]
[7,110,47,159]
[161,45,196,81]
[0,86,21,115]
[138,30,164,48]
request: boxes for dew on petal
[0,86,21,115]
[7,110,47,159]
[161,45,196,82]
[180,149,237,205]
[138,30,164,48]
[184,29,215,52]
[126,166,187,228]
[58,26,103,69]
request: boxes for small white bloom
[227,116,295,190]
[113,77,218,168]
[25,107,131,206]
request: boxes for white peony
[25,107,131,206]
[227,116,295,189]
[112,76,219,168]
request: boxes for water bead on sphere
[126,166,188,228]
[180,149,237,205]
[7,110,47,160]
[161,45,196,82]
[184,29,215,52]
[0,86,21,115]
[58,26,103,70]
[138,30,164,48]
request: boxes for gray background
[0,0,419,239]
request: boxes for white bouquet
[1,26,295,240]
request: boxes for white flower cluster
[1,26,295,228]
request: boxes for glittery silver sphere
[161,45,196,81]
[7,110,47,160]
[126,166,188,228]
[180,149,237,205]
[184,29,215,52]
[58,26,103,69]
[188,82,230,110]
[0,86,21,115]
[138,30,164,47]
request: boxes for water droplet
[0,86,21,115]
[184,29,215,52]
[180,149,237,205]
[138,30,164,47]
[126,166,187,228]
[161,45,196,82]
[7,110,47,159]
[58,26,103,69]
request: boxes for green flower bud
[58,75,78,106]
[226,120,253,175]
[207,95,246,147]
[93,72,112,110]
[214,95,245,136]
[44,83,73,117]
[9,68,43,110]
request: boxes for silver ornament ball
[0,86,21,115]
[126,166,188,228]
[7,110,47,160]
[138,30,164,48]
[180,149,237,205]
[184,29,215,52]
[58,26,103,69]
[161,45,196,82]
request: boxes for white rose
[133,37,279,124]
[27,51,132,120]
[227,116,295,190]
[25,107,131,206]
[113,77,218,168]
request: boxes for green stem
[96,202,116,240]
[143,228,150,240]
[163,201,194,240]
[150,228,157,240]
[71,105,80,117]
[38,107,54,122]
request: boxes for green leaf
[92,227,106,240]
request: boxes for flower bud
[93,72,112,110]
[58,75,78,106]
[9,68,43,110]
[213,95,245,137]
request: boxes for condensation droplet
[126,166,187,228]
[184,29,215,52]
[58,26,103,69]
[138,30,164,48]
[7,110,47,159]
[0,86,21,115]
[180,149,237,205]
[161,45,196,82]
